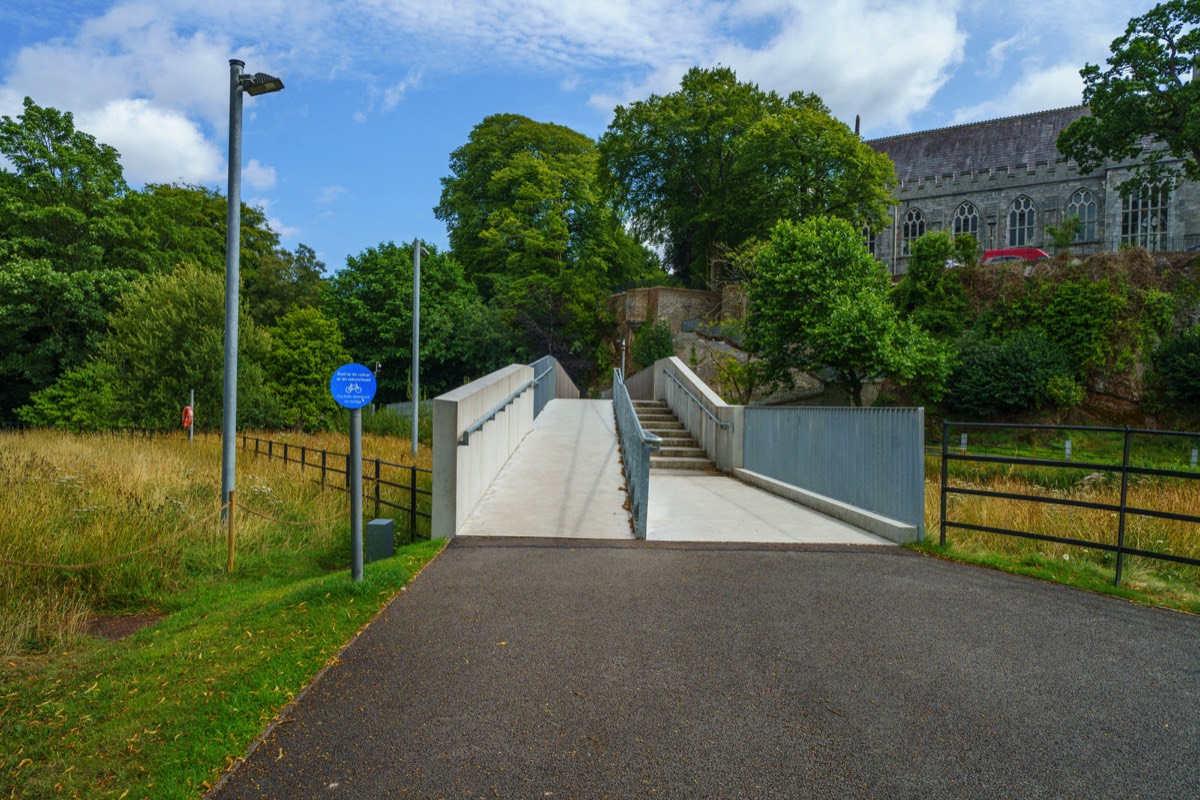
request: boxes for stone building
[866,107,1200,274]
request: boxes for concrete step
[643,423,687,434]
[636,413,678,424]
[655,437,697,448]
[659,446,707,458]
[651,456,715,470]
[632,400,667,408]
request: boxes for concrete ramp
[456,399,632,539]
[647,472,892,545]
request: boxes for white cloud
[77,99,223,184]
[319,185,347,204]
[952,62,1085,124]
[243,159,277,191]
[586,1,966,130]
[383,68,424,110]
[250,197,300,239]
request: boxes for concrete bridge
[432,356,925,545]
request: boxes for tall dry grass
[928,463,1200,599]
[0,429,425,656]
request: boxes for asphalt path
[212,539,1200,799]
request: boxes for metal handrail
[619,381,667,453]
[459,379,536,445]
[664,370,732,431]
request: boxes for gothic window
[1008,195,1036,246]
[953,202,979,239]
[902,208,925,255]
[1121,183,1170,251]
[1065,189,1097,241]
[862,226,876,257]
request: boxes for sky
[0,0,1150,273]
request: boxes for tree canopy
[0,99,326,419]
[435,113,660,383]
[599,66,896,288]
[747,217,949,406]
[435,113,658,297]
[891,232,970,339]
[322,241,512,402]
[1057,0,1200,191]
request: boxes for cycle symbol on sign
[346,383,362,394]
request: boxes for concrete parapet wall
[654,357,743,472]
[733,469,919,544]
[432,363,535,538]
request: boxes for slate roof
[866,107,1091,182]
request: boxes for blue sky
[0,1,1147,273]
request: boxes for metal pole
[621,338,626,378]
[940,421,949,547]
[227,489,236,574]
[409,465,417,542]
[221,59,245,523]
[1115,428,1131,586]
[350,408,364,582]
[412,239,421,459]
[189,388,194,445]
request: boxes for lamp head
[240,72,285,96]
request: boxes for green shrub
[946,330,1074,417]
[632,320,674,370]
[1153,325,1200,405]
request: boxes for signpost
[330,363,377,582]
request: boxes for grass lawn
[1,539,443,798]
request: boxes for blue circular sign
[330,363,377,409]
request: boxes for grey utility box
[365,518,395,563]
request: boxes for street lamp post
[222,59,284,523]
[411,240,429,459]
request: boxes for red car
[981,247,1050,265]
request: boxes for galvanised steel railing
[940,421,1200,586]
[528,355,580,418]
[612,368,661,538]
[664,370,732,431]
[743,405,925,535]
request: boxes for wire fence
[239,435,432,541]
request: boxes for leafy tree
[20,263,279,430]
[266,308,349,430]
[436,114,656,383]
[323,241,512,402]
[600,66,896,288]
[631,320,675,370]
[113,184,324,324]
[0,258,134,416]
[16,360,129,431]
[1046,215,1085,255]
[747,217,950,406]
[0,97,130,270]
[496,270,615,384]
[435,113,658,297]
[1057,1,1200,192]
[891,232,969,338]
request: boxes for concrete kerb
[733,467,920,544]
